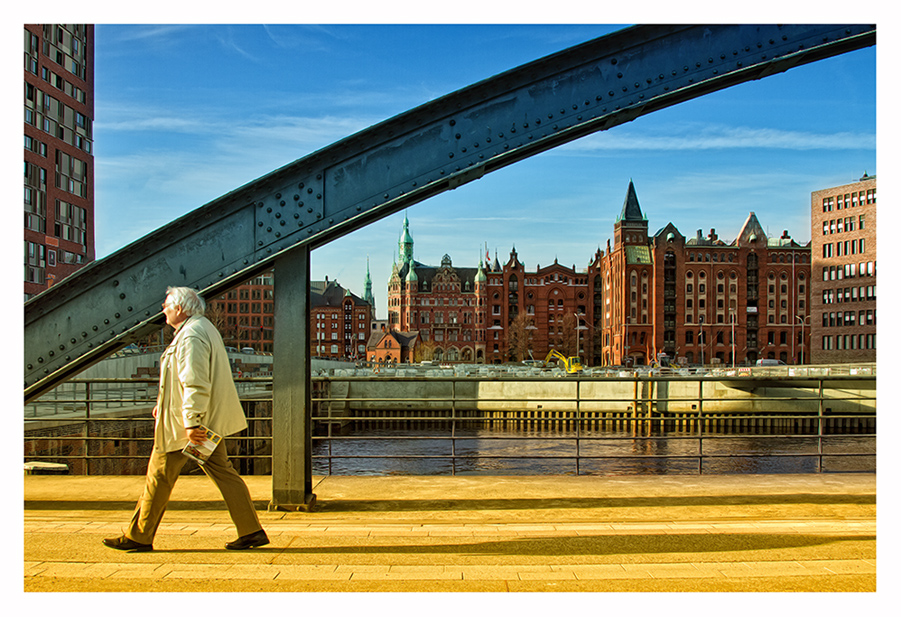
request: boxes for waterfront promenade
[24,473,875,593]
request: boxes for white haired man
[103,286,268,552]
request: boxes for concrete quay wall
[334,377,875,417]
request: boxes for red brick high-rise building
[24,25,95,299]
[207,272,275,352]
[809,174,876,363]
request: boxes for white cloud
[561,124,875,152]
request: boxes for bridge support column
[269,246,316,511]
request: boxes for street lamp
[698,319,705,367]
[796,315,810,364]
[730,310,736,368]
[573,312,587,359]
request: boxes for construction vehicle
[652,352,672,368]
[544,349,583,374]
[649,352,689,375]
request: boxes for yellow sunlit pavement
[24,474,875,592]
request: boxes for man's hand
[186,427,206,445]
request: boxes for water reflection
[312,427,875,476]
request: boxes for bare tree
[205,300,237,346]
[559,313,579,358]
[132,326,167,350]
[206,300,227,331]
[416,340,437,362]
[506,312,535,362]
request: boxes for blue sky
[86,22,876,318]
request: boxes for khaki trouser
[125,440,262,545]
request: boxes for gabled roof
[395,259,481,291]
[534,260,579,275]
[733,212,767,246]
[367,330,420,350]
[311,280,369,308]
[654,222,684,241]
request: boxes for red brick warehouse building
[389,181,811,367]
[387,214,593,364]
[591,182,811,367]
[24,24,95,299]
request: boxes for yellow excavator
[544,349,583,374]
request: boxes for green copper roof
[625,245,652,265]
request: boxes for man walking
[103,286,268,552]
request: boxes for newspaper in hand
[182,425,222,465]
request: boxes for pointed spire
[363,256,374,307]
[617,179,645,222]
[399,212,414,264]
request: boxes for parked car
[755,359,786,366]
[241,347,255,354]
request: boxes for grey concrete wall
[337,377,875,416]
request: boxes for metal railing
[24,372,876,476]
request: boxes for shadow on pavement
[24,493,874,512]
[150,532,876,557]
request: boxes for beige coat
[155,315,247,452]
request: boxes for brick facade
[24,25,95,298]
[387,182,811,367]
[588,182,810,367]
[809,174,877,363]
[310,279,372,361]
[207,273,372,359]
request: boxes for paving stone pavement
[23,474,877,593]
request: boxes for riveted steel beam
[24,24,874,402]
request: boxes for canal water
[311,427,875,476]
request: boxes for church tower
[607,179,654,366]
[614,179,649,247]
[363,257,375,319]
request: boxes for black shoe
[225,529,269,550]
[103,536,153,552]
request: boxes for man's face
[162,295,188,328]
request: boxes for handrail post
[84,381,91,475]
[698,378,705,474]
[632,374,639,436]
[576,378,581,476]
[818,377,825,472]
[451,378,457,476]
